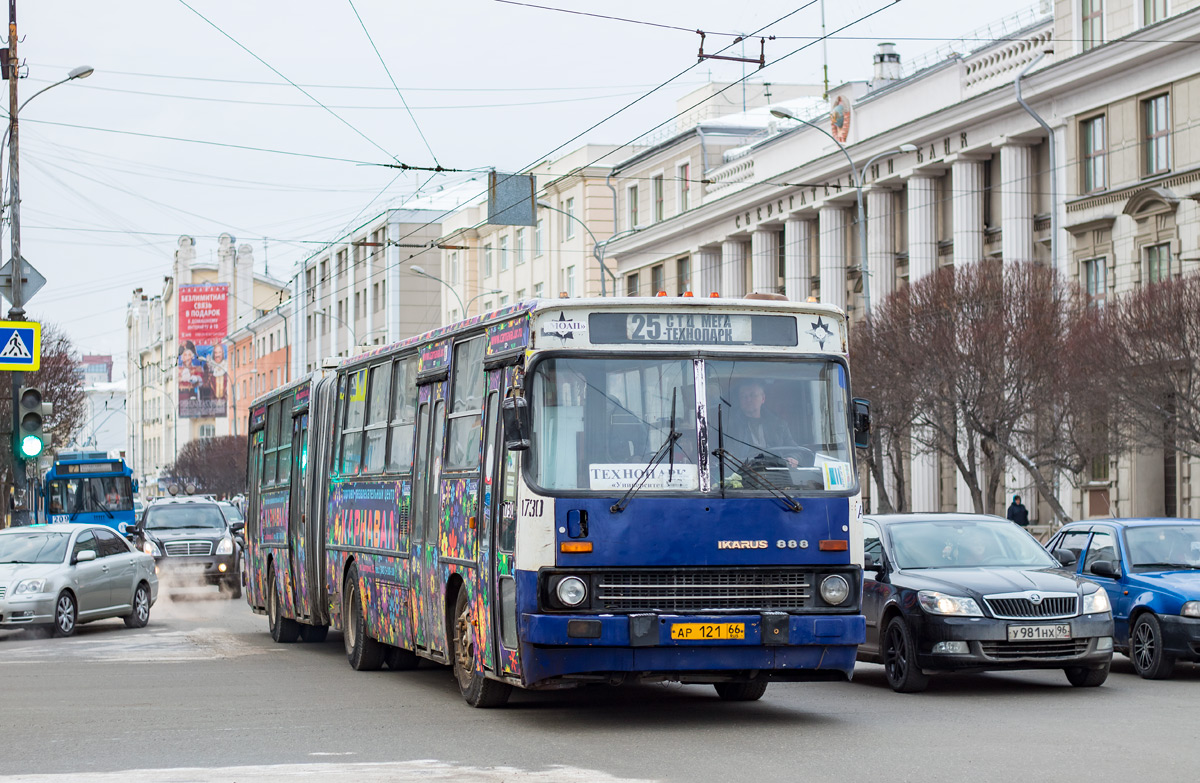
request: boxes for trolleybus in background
[244,296,870,707]
[44,451,137,533]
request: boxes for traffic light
[16,386,46,459]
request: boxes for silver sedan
[0,523,159,637]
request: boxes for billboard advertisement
[178,283,229,419]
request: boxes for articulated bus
[244,297,869,707]
[44,452,137,533]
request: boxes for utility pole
[7,0,26,513]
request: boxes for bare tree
[166,435,247,499]
[854,262,1117,524]
[1110,275,1200,460]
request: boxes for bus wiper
[717,406,726,499]
[611,400,681,514]
[709,447,802,513]
[667,388,677,483]
[91,488,115,519]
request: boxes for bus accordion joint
[560,541,593,553]
[819,539,849,552]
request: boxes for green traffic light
[19,434,43,458]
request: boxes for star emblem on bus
[807,317,834,349]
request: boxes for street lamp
[410,265,500,321]
[769,105,916,317]
[3,62,95,512]
[536,200,616,297]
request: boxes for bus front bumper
[518,612,864,685]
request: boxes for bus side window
[265,402,279,485]
[387,356,418,473]
[342,369,367,475]
[446,337,486,471]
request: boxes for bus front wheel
[267,569,300,643]
[452,588,512,708]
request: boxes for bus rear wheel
[343,564,385,671]
[267,569,300,643]
[713,680,769,701]
[452,588,512,708]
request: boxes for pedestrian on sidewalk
[1007,494,1029,527]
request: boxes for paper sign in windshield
[589,463,699,491]
[821,461,855,491]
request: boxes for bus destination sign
[588,312,798,347]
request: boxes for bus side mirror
[502,397,531,452]
[131,479,139,494]
[852,398,871,449]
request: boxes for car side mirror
[502,396,531,452]
[74,550,97,564]
[229,521,245,534]
[864,552,884,572]
[852,398,871,449]
[1089,560,1119,578]
[1054,549,1077,567]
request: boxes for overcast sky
[12,0,1034,372]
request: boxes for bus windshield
[46,476,134,516]
[528,355,854,494]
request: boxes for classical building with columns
[604,0,1200,522]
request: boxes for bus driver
[724,380,800,468]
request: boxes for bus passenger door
[411,384,448,659]
[487,378,521,677]
[288,413,310,620]
[246,430,265,609]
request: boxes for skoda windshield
[527,355,854,495]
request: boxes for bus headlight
[216,536,234,555]
[819,574,850,606]
[556,576,587,607]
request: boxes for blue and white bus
[44,452,137,533]
[246,296,870,707]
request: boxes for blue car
[1047,519,1200,679]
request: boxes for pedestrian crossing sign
[0,320,40,371]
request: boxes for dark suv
[138,497,244,598]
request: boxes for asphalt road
[1,584,1197,783]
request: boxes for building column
[784,218,811,302]
[865,189,894,305]
[1000,142,1034,265]
[348,245,358,351]
[292,271,304,378]
[750,228,779,294]
[386,215,401,342]
[316,257,327,362]
[331,246,343,358]
[906,175,938,282]
[696,248,721,296]
[905,174,939,511]
[720,239,747,297]
[952,158,985,266]
[818,206,847,310]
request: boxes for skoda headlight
[216,536,234,555]
[1082,588,1111,614]
[143,539,161,557]
[917,590,983,617]
[1182,601,1200,619]
[819,574,851,605]
[555,576,587,608]
[13,579,46,595]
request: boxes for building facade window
[499,294,509,307]
[516,288,526,301]
[1082,115,1107,193]
[1082,0,1103,50]
[653,175,665,223]
[626,272,639,297]
[564,266,576,298]
[651,264,665,294]
[676,256,692,294]
[1144,0,1167,24]
[678,162,690,212]
[534,219,544,256]
[449,252,459,284]
[627,185,639,230]
[1143,93,1171,176]
[199,424,216,439]
[564,198,576,239]
[1145,242,1171,283]
[533,282,544,299]
[499,235,509,271]
[484,243,494,277]
[515,228,526,264]
[1083,257,1107,306]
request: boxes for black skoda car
[138,497,244,598]
[859,513,1113,692]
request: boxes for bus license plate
[670,623,745,641]
[1007,624,1071,641]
